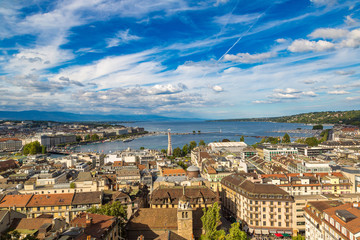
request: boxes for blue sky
[1,0,360,119]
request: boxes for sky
[1,0,360,119]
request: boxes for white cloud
[327,90,349,95]
[302,91,317,97]
[274,88,301,94]
[147,83,187,95]
[340,29,360,48]
[335,70,355,75]
[214,13,261,25]
[309,28,349,39]
[288,39,335,52]
[346,96,360,101]
[309,0,337,6]
[106,29,141,48]
[212,85,224,92]
[276,38,287,43]
[270,93,300,99]
[223,52,273,63]
[345,15,357,26]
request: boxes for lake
[74,121,331,153]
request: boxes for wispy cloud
[106,29,141,48]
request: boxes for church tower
[177,187,194,240]
[167,129,172,156]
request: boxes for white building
[208,142,247,153]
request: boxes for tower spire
[167,129,172,156]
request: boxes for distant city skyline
[1,0,360,119]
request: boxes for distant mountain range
[211,110,360,126]
[0,110,197,122]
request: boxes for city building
[150,186,217,209]
[221,173,294,236]
[0,138,22,151]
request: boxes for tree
[41,145,47,154]
[198,130,201,134]
[189,141,197,151]
[87,201,127,220]
[140,147,145,150]
[292,235,305,240]
[182,144,189,156]
[282,133,291,143]
[90,134,100,141]
[305,137,319,147]
[240,136,245,142]
[76,135,82,142]
[313,124,323,130]
[193,130,196,134]
[225,222,248,240]
[200,202,225,240]
[23,141,42,155]
[85,134,91,140]
[199,140,206,146]
[173,147,182,157]
[70,182,76,189]
[161,149,167,154]
[222,139,230,142]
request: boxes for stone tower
[167,129,172,156]
[177,187,193,240]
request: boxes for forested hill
[211,110,360,126]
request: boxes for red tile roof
[27,193,74,207]
[0,194,33,208]
[71,213,117,239]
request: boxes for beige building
[221,173,294,236]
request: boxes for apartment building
[304,201,360,240]
[261,172,352,196]
[150,186,217,209]
[221,174,294,236]
[0,138,22,151]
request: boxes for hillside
[211,110,360,126]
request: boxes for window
[278,222,281,227]
[278,208,281,213]
[263,207,266,211]
[278,215,281,220]
[263,221,266,226]
[263,214,266,218]
[271,222,274,226]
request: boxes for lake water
[74,121,331,153]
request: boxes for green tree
[282,133,291,143]
[161,149,167,154]
[193,130,196,134]
[90,134,100,141]
[189,141,197,151]
[23,141,42,155]
[225,222,248,240]
[87,201,127,220]
[200,202,225,240]
[313,124,323,130]
[198,130,201,134]
[140,147,145,150]
[173,147,182,157]
[41,145,47,154]
[199,140,206,146]
[222,139,230,142]
[240,136,245,142]
[76,135,82,142]
[70,182,76,189]
[85,134,91,140]
[305,137,319,147]
[182,144,189,156]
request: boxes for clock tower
[177,187,194,240]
